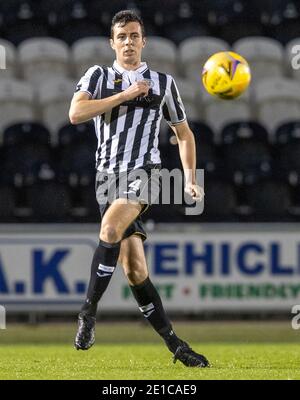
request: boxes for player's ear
[110,38,115,50]
[142,37,146,48]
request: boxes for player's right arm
[69,81,149,125]
[69,91,123,124]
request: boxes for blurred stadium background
[0,0,300,379]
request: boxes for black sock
[130,277,180,351]
[81,239,121,317]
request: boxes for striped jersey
[75,60,186,173]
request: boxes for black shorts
[95,164,161,242]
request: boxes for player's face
[110,22,145,66]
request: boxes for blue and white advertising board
[0,227,299,312]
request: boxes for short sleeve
[162,76,186,125]
[74,65,103,99]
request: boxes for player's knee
[126,270,147,286]
[123,262,148,285]
[100,224,121,243]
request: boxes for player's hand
[121,81,150,101]
[184,183,205,202]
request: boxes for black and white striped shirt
[75,61,186,173]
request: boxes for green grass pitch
[0,322,300,380]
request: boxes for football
[202,51,251,100]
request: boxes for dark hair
[111,10,145,38]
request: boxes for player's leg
[118,234,149,285]
[119,234,210,367]
[75,199,142,350]
[83,198,142,313]
[119,235,174,339]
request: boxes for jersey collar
[113,61,148,75]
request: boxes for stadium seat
[36,1,82,30]
[196,1,259,38]
[189,121,215,144]
[72,37,114,77]
[159,134,182,170]
[221,121,269,144]
[268,19,300,45]
[190,124,227,179]
[218,22,263,45]
[163,21,209,46]
[38,0,86,19]
[26,180,72,222]
[3,122,51,147]
[52,0,89,25]
[88,0,196,34]
[275,121,300,145]
[140,22,163,37]
[187,124,219,170]
[2,122,52,187]
[57,123,96,185]
[202,0,254,26]
[142,37,177,76]
[0,0,18,25]
[160,130,221,180]
[41,0,104,44]
[87,0,133,27]
[0,39,17,79]
[19,38,70,85]
[244,179,292,220]
[275,122,300,181]
[201,179,238,221]
[251,0,299,25]
[254,77,300,136]
[277,142,300,181]
[0,186,16,221]
[38,78,75,138]
[4,21,49,46]
[57,21,104,45]
[233,37,284,82]
[58,143,95,187]
[290,183,300,220]
[178,37,230,81]
[220,133,273,185]
[245,0,299,47]
[88,0,167,37]
[0,79,35,135]
[173,78,199,120]
[195,141,220,174]
[57,122,96,148]
[203,0,263,42]
[74,183,100,222]
[2,125,53,187]
[3,150,54,188]
[201,89,252,139]
[143,0,203,26]
[0,0,45,26]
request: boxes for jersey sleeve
[162,76,187,125]
[74,65,103,99]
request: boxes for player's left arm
[170,121,204,202]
